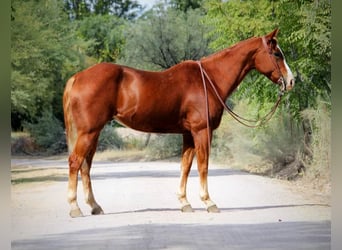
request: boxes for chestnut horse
[63,29,294,217]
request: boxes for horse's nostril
[290,79,294,86]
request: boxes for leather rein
[196,36,286,149]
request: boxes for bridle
[261,36,287,92]
[197,35,287,149]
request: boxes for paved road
[11,159,330,249]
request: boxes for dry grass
[300,100,331,198]
[93,149,149,162]
[211,99,331,202]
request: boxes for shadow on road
[11,166,246,184]
[90,168,247,180]
[103,203,330,215]
[12,220,331,250]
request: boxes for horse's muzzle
[279,76,295,91]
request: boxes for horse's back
[64,61,202,133]
[73,62,123,86]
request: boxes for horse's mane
[204,36,259,61]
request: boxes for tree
[203,0,331,176]
[170,0,203,12]
[64,0,143,20]
[283,0,331,109]
[120,6,212,70]
[75,14,126,62]
[102,0,142,19]
[11,0,89,130]
[203,0,331,117]
[64,0,91,20]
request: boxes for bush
[24,110,67,154]
[301,100,331,181]
[147,134,182,159]
[211,100,305,178]
[11,133,38,155]
[212,97,330,185]
[97,122,124,151]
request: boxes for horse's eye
[273,52,282,58]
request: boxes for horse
[63,29,295,217]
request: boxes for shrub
[11,133,38,155]
[147,134,182,159]
[212,97,330,185]
[24,110,67,154]
[211,99,305,178]
[97,122,124,151]
[301,100,331,181]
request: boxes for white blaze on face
[277,45,295,89]
[284,60,295,88]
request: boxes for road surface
[11,158,330,249]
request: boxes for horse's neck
[201,37,260,99]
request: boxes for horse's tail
[63,76,77,154]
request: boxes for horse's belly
[114,109,184,134]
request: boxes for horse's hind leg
[178,133,195,212]
[80,138,104,215]
[68,152,83,217]
[68,132,102,217]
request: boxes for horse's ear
[265,28,279,40]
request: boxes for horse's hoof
[181,204,194,213]
[91,206,104,215]
[70,208,84,218]
[207,204,220,213]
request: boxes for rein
[197,60,283,128]
[196,50,284,131]
[197,61,212,153]
[196,35,286,132]
[196,36,287,151]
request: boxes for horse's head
[255,29,295,91]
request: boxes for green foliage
[98,122,125,151]
[212,96,330,182]
[204,0,274,48]
[204,0,331,117]
[105,0,143,19]
[64,0,143,20]
[301,99,331,179]
[11,0,89,129]
[212,100,300,159]
[170,0,204,12]
[64,0,91,19]
[147,134,182,159]
[120,6,212,70]
[11,0,331,175]
[24,110,66,154]
[285,0,331,108]
[204,0,331,181]
[75,14,126,62]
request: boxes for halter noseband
[261,36,286,94]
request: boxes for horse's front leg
[193,129,220,213]
[178,133,196,212]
